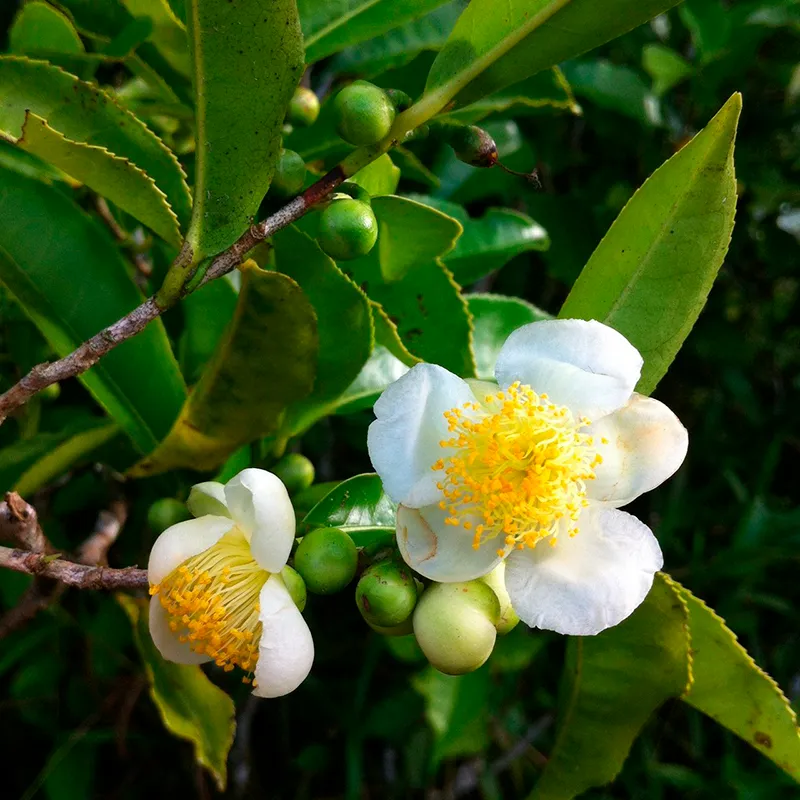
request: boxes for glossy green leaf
[350,154,400,197]
[342,197,473,376]
[130,262,317,476]
[9,2,85,56]
[371,301,420,367]
[468,294,551,381]
[530,575,691,799]
[559,94,741,395]
[410,195,549,284]
[301,0,451,65]
[272,225,373,435]
[0,167,186,453]
[334,345,409,414]
[301,473,397,547]
[185,0,303,260]
[421,0,683,113]
[120,596,235,792]
[642,44,694,96]
[17,112,181,246]
[0,56,191,229]
[668,577,800,780]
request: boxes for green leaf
[559,94,741,395]
[334,345,409,414]
[300,0,452,65]
[530,574,691,799]
[130,262,317,476]
[642,44,694,96]
[17,112,181,246]
[0,56,191,229]
[185,0,304,260]
[409,195,549,284]
[9,2,85,57]
[272,226,373,435]
[301,473,397,547]
[468,294,551,381]
[349,154,400,197]
[679,0,731,64]
[343,197,474,376]
[120,0,191,78]
[371,300,420,367]
[0,167,186,453]
[420,0,683,114]
[0,137,75,186]
[119,596,235,792]
[667,576,800,780]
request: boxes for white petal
[368,363,475,508]
[148,597,211,665]
[224,469,295,573]
[148,515,235,585]
[505,506,663,636]
[186,481,230,518]
[253,575,314,698]
[588,393,688,507]
[396,504,504,582]
[494,319,643,419]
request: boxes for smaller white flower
[148,468,313,698]
[368,319,688,636]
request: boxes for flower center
[150,528,268,683]
[432,382,603,554]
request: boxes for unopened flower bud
[280,565,307,612]
[318,197,378,261]
[479,562,519,634]
[355,560,418,628]
[450,125,498,168]
[333,81,396,146]
[294,527,358,595]
[147,498,190,534]
[186,481,228,518]
[413,580,500,675]
[271,453,315,495]
[288,86,320,127]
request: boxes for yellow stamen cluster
[150,528,268,684]
[432,382,602,554]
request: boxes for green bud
[288,86,320,127]
[333,81,396,146]
[478,563,519,634]
[186,481,229,518]
[450,125,498,168]
[318,198,378,261]
[41,382,61,401]
[147,498,191,534]
[271,453,315,495]
[271,148,306,196]
[355,560,418,628]
[294,527,358,595]
[280,565,307,612]
[413,581,500,675]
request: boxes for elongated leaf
[560,94,741,394]
[121,0,191,78]
[273,226,373,435]
[301,0,451,65]
[130,262,317,476]
[334,345,409,414]
[9,2,85,56]
[667,577,800,780]
[0,56,191,228]
[185,0,303,261]
[0,167,186,453]
[17,112,181,246]
[642,43,693,96]
[302,473,397,547]
[120,596,235,792]
[530,575,690,799]
[468,294,551,381]
[422,0,683,113]
[0,137,76,186]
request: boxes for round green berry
[271,149,306,196]
[288,86,320,127]
[147,498,191,534]
[294,527,358,595]
[355,560,418,628]
[318,198,378,261]
[271,453,315,495]
[450,125,498,168]
[333,81,396,146]
[41,382,61,401]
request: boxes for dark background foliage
[1,1,799,798]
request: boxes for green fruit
[294,527,358,595]
[41,382,61,401]
[271,149,306,196]
[318,198,378,261]
[147,498,191,534]
[333,81,396,146]
[355,560,418,628]
[450,125,498,168]
[288,86,320,127]
[272,453,315,495]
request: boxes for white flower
[148,468,313,697]
[368,319,688,636]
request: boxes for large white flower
[368,319,688,636]
[148,468,313,698]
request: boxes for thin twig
[0,491,49,552]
